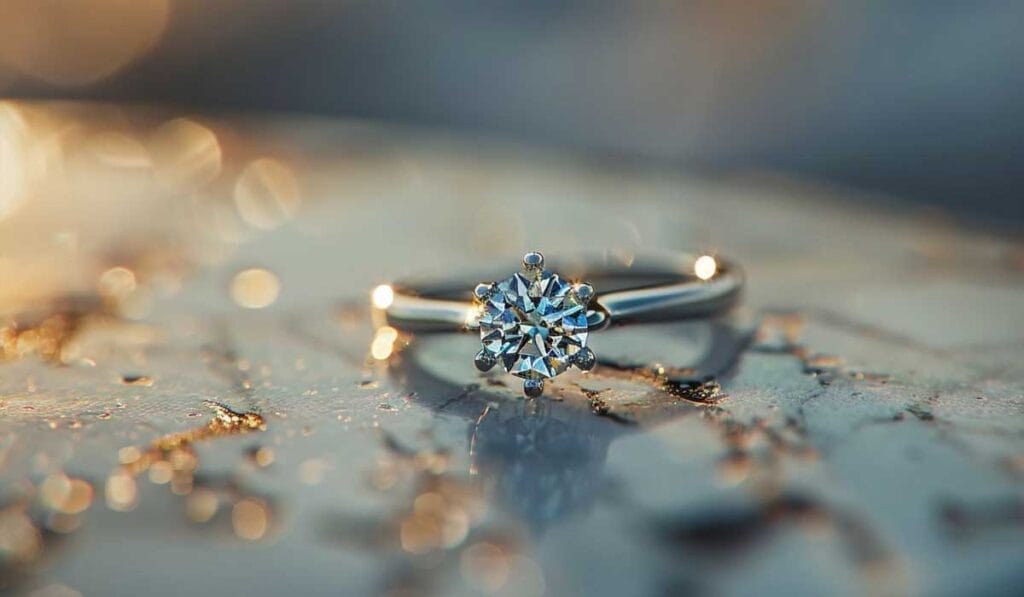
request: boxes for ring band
[376,251,743,396]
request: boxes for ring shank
[382,253,743,333]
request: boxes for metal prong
[575,347,596,371]
[573,282,594,305]
[473,282,494,302]
[474,349,497,372]
[522,252,544,276]
[523,378,545,398]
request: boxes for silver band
[382,252,743,333]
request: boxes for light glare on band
[694,255,717,280]
[372,284,395,309]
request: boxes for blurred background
[3,0,1022,227]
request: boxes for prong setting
[475,252,596,398]
[523,379,545,398]
[574,347,596,371]
[473,282,494,302]
[474,349,497,372]
[521,251,544,277]
[573,282,594,305]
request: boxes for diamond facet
[476,258,590,384]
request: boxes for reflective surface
[0,102,1023,597]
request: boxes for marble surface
[0,103,1022,597]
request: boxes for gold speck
[1,313,83,363]
[110,401,267,523]
[204,400,266,433]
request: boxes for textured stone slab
[0,103,1022,597]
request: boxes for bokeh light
[371,326,399,361]
[372,284,395,309]
[0,0,170,86]
[230,268,281,309]
[150,118,223,190]
[232,498,270,541]
[98,266,137,300]
[234,158,302,230]
[104,470,138,512]
[694,254,717,280]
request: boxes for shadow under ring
[380,315,751,532]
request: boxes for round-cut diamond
[478,269,589,380]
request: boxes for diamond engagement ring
[375,251,743,397]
